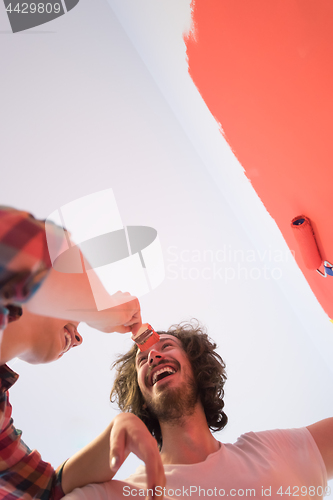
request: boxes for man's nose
[148,349,162,365]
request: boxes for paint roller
[291,216,333,276]
[291,216,322,270]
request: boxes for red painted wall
[186,0,333,317]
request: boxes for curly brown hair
[110,321,228,448]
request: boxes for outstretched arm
[307,418,333,480]
[61,413,165,497]
[0,208,142,335]
[26,267,142,334]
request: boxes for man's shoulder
[235,427,310,444]
[230,427,317,457]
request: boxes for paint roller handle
[291,216,322,270]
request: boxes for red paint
[185,0,333,317]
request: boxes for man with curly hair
[110,322,228,449]
[64,322,331,500]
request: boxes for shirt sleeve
[239,428,328,491]
[0,369,65,499]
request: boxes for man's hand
[61,414,165,498]
[110,413,165,496]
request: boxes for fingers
[109,415,165,497]
[138,439,165,498]
[112,325,132,334]
[123,310,140,324]
[129,319,143,337]
[124,311,142,328]
[109,424,127,474]
[126,429,165,497]
[120,297,142,331]
[111,291,137,306]
[86,292,142,333]
[110,293,142,327]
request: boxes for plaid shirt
[0,366,65,499]
[0,207,66,498]
[0,206,64,330]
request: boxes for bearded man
[64,322,331,500]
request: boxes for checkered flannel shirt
[0,207,65,498]
[0,206,55,330]
[0,365,65,499]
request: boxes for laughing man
[63,322,331,500]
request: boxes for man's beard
[145,376,198,424]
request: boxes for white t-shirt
[64,428,327,500]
